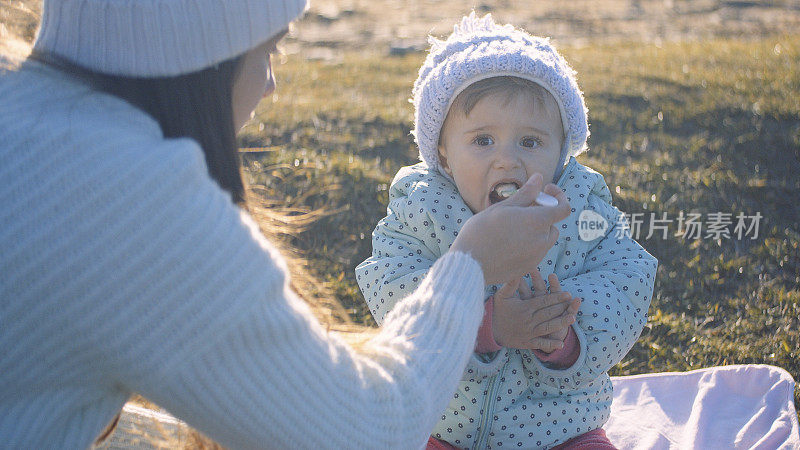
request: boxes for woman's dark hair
[29,51,247,204]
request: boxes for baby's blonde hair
[453,76,550,116]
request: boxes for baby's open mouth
[489,181,520,205]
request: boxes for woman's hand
[450,172,571,285]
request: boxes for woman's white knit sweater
[0,60,486,449]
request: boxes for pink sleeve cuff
[475,296,502,354]
[532,325,579,369]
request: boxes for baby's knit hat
[32,0,308,77]
[411,13,589,181]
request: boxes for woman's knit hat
[411,13,589,180]
[32,0,308,77]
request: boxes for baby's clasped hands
[492,268,581,353]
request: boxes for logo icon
[578,209,607,241]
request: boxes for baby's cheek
[465,195,482,213]
[458,186,481,213]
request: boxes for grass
[239,35,800,414]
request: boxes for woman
[0,0,571,447]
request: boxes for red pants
[426,428,616,449]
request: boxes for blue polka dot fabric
[356,157,658,449]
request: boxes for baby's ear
[438,145,453,176]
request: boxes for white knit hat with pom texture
[411,13,590,180]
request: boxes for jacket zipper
[472,364,506,449]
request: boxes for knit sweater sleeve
[1,64,488,446]
[105,143,488,448]
[355,171,508,381]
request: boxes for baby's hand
[492,269,578,352]
[529,270,581,346]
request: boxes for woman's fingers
[450,177,570,285]
[543,182,563,196]
[503,173,544,207]
[543,183,569,207]
[547,225,560,247]
[536,185,571,225]
[510,181,569,232]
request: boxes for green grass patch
[239,36,800,412]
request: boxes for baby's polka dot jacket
[356,157,658,449]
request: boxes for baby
[356,13,658,449]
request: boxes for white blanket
[109,364,799,449]
[606,364,800,449]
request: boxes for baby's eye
[473,135,494,146]
[520,136,543,149]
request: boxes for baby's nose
[492,144,522,169]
